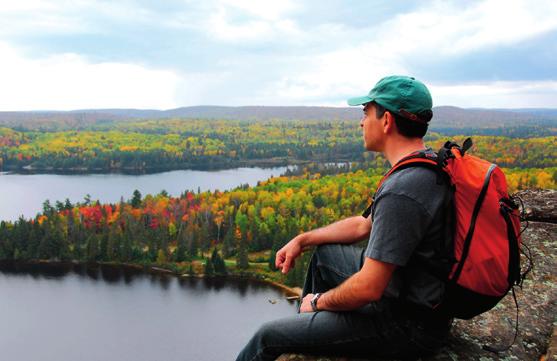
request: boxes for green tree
[211,248,227,275]
[131,190,142,208]
[204,257,214,275]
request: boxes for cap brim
[347,95,373,106]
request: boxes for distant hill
[432,106,557,128]
[1,106,556,130]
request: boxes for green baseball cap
[347,75,432,123]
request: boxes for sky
[0,0,556,111]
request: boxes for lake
[0,166,290,221]
[0,262,297,361]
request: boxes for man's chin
[363,143,376,152]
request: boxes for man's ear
[383,111,395,134]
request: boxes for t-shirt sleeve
[364,192,433,266]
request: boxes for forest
[1,119,555,172]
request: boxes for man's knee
[252,318,288,347]
[313,243,342,266]
[313,243,364,280]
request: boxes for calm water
[0,263,297,361]
[0,166,289,221]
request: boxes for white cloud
[387,0,557,55]
[431,80,557,108]
[268,48,408,104]
[217,0,299,21]
[205,0,302,42]
[261,0,557,107]
[0,0,162,36]
[0,1,89,36]
[0,42,180,110]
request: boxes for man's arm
[275,215,371,274]
[299,257,396,312]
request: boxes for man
[237,75,452,361]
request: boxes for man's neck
[383,138,426,166]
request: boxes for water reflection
[0,261,294,299]
[0,260,297,361]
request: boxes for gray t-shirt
[365,162,451,310]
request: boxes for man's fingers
[275,252,285,269]
[281,256,292,274]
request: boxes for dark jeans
[236,244,449,361]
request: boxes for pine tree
[204,257,214,275]
[268,240,279,271]
[222,226,235,258]
[131,189,142,208]
[121,232,132,262]
[86,234,100,262]
[211,248,227,275]
[175,224,188,262]
[237,238,249,270]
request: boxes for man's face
[360,103,385,152]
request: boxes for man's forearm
[317,271,375,311]
[298,216,371,248]
[310,258,396,312]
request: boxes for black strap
[361,204,372,219]
[482,287,520,353]
[451,163,496,283]
[437,141,457,167]
[501,203,521,286]
[462,137,473,154]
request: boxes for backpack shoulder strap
[362,151,447,219]
[375,152,441,192]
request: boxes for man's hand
[299,293,315,313]
[275,237,303,274]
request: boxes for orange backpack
[377,138,528,320]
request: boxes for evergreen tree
[237,238,249,270]
[131,189,142,208]
[186,224,198,259]
[204,257,214,276]
[55,200,65,212]
[121,232,132,262]
[86,234,100,261]
[26,221,42,259]
[199,220,211,253]
[268,240,279,271]
[211,248,227,275]
[42,200,54,216]
[175,225,188,262]
[222,226,235,258]
[64,198,73,210]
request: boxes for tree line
[1,121,555,172]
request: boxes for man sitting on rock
[237,75,453,361]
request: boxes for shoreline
[0,259,302,299]
[0,158,308,176]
